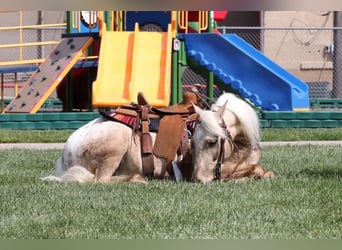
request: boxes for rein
[191,86,213,110]
[214,137,226,180]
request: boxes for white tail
[41,157,94,183]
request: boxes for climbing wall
[4,36,94,113]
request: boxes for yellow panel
[130,25,172,107]
[92,24,172,107]
[92,31,134,106]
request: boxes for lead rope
[191,85,213,110]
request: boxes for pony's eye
[207,139,217,148]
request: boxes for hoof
[263,171,275,179]
[129,174,147,184]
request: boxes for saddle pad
[153,114,184,163]
[100,110,136,127]
[100,110,161,132]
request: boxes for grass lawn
[0,145,341,239]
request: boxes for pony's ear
[192,102,203,114]
[215,101,227,119]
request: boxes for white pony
[42,91,274,184]
[191,93,274,183]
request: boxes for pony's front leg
[221,161,274,180]
[244,145,275,179]
[221,161,255,180]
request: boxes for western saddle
[100,91,204,180]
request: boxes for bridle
[189,90,235,181]
[213,118,234,180]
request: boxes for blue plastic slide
[182,33,310,111]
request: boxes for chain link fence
[217,26,342,99]
[0,11,66,61]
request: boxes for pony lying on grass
[42,91,274,184]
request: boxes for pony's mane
[198,110,228,139]
[215,93,260,146]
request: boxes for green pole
[171,48,178,105]
[208,11,213,33]
[207,72,214,99]
[171,11,181,104]
[66,11,72,33]
[177,41,185,103]
[104,11,112,31]
[207,11,214,99]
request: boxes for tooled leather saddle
[100,91,203,180]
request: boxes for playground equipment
[2,11,311,114]
[4,37,93,113]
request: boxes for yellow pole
[0,41,59,49]
[0,23,66,31]
[14,73,18,96]
[178,11,188,33]
[98,11,106,37]
[171,11,177,37]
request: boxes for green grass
[0,129,73,143]
[260,128,342,141]
[0,146,341,239]
[0,128,342,143]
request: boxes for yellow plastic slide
[92,24,172,107]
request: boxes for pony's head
[191,102,232,183]
[190,93,261,183]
